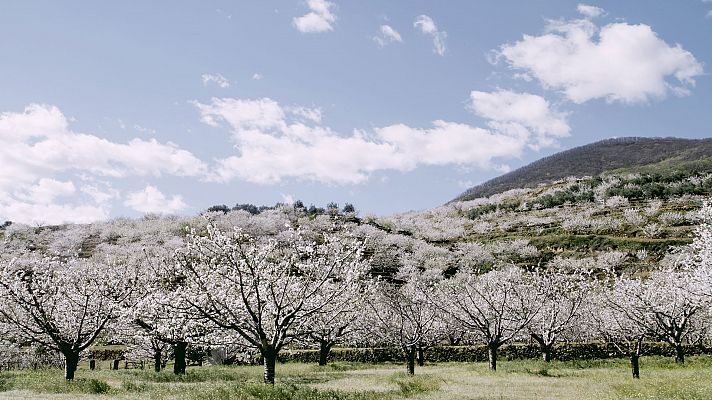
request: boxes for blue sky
[1,1,711,224]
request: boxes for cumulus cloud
[497,18,704,104]
[414,15,447,56]
[293,0,336,33]
[252,73,263,80]
[80,183,120,205]
[469,90,570,148]
[193,97,286,130]
[0,202,110,226]
[577,4,605,18]
[0,104,206,224]
[13,178,76,205]
[287,106,322,123]
[374,24,403,47]
[202,73,231,88]
[193,95,560,185]
[124,185,188,214]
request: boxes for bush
[85,378,111,394]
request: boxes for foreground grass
[2,356,712,399]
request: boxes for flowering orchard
[2,184,712,383]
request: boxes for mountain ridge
[453,137,712,202]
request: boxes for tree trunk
[154,349,162,372]
[630,354,640,379]
[531,334,552,363]
[542,344,552,363]
[487,343,498,371]
[262,347,277,385]
[674,344,685,364]
[417,346,425,367]
[405,345,416,375]
[173,342,187,375]
[447,334,462,346]
[63,351,80,381]
[318,340,332,366]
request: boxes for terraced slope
[454,137,712,202]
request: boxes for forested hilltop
[454,137,712,202]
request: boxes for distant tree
[342,203,355,214]
[589,285,648,379]
[307,205,325,215]
[232,203,261,215]
[326,202,339,215]
[363,271,443,375]
[0,255,139,380]
[437,266,540,371]
[631,268,706,364]
[207,204,230,214]
[128,289,210,374]
[528,269,590,362]
[301,284,364,366]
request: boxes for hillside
[453,137,712,202]
[3,135,712,280]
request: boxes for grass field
[2,356,712,399]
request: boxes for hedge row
[278,342,712,364]
[89,342,712,364]
[89,348,125,361]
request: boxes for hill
[453,137,712,202]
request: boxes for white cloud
[577,4,605,18]
[287,106,322,123]
[293,0,336,33]
[414,15,447,56]
[0,103,67,141]
[0,104,206,188]
[375,121,524,169]
[374,24,403,47]
[124,185,187,214]
[0,202,110,226]
[80,184,119,205]
[469,90,570,148]
[707,10,712,18]
[193,95,558,185]
[0,104,206,224]
[13,178,76,205]
[497,18,704,104]
[202,73,231,88]
[252,73,263,80]
[193,97,286,130]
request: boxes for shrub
[85,379,111,394]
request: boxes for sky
[1,1,711,224]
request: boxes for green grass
[2,357,712,399]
